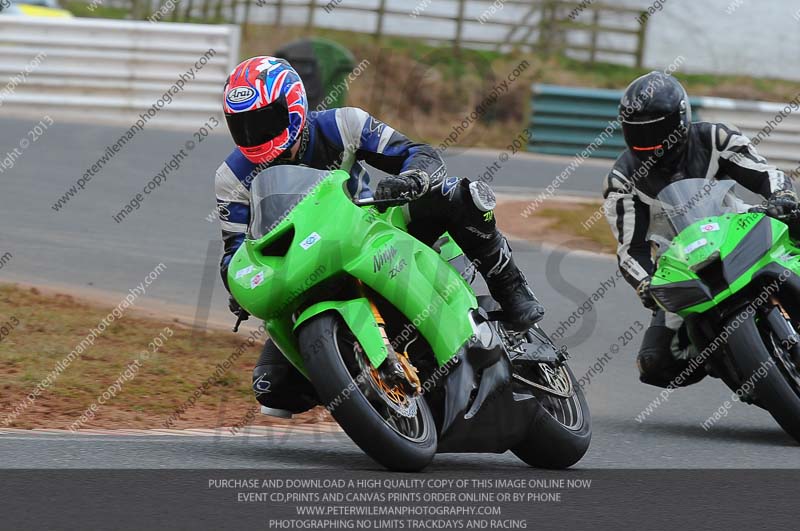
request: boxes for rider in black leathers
[603,71,799,388]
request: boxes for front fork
[361,283,422,395]
[764,297,800,367]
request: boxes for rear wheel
[477,295,591,468]
[298,314,437,471]
[511,363,592,469]
[727,313,800,443]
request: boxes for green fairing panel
[228,168,476,371]
[652,214,799,316]
[294,298,388,369]
[344,230,476,366]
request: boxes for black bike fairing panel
[723,216,772,285]
[436,344,534,454]
[650,278,711,313]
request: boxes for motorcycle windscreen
[646,178,740,254]
[249,166,333,239]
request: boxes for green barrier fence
[528,84,702,159]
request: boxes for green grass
[545,54,800,102]
[64,1,129,19]
[0,284,267,429]
[242,25,800,101]
[59,3,800,103]
[236,25,800,151]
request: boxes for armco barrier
[0,16,240,127]
[529,84,799,174]
[528,84,701,160]
[529,84,628,159]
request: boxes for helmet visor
[622,108,683,153]
[225,97,290,148]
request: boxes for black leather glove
[765,189,799,219]
[229,296,249,321]
[636,277,659,311]
[374,169,430,202]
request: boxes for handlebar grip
[354,197,410,208]
[747,205,800,221]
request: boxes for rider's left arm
[715,123,792,197]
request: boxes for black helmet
[619,71,691,165]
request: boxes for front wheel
[298,314,437,471]
[726,313,800,443]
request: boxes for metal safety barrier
[0,16,240,127]
[529,83,799,174]
[528,84,631,159]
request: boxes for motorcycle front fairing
[228,167,477,377]
[648,179,800,316]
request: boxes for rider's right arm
[215,151,254,291]
[602,167,654,289]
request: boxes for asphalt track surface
[1,115,798,470]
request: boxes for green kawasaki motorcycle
[227,166,591,471]
[649,178,800,442]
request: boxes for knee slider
[252,364,281,398]
[468,180,496,212]
[252,363,318,413]
[450,178,496,216]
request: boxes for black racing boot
[480,239,545,330]
[636,322,706,388]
